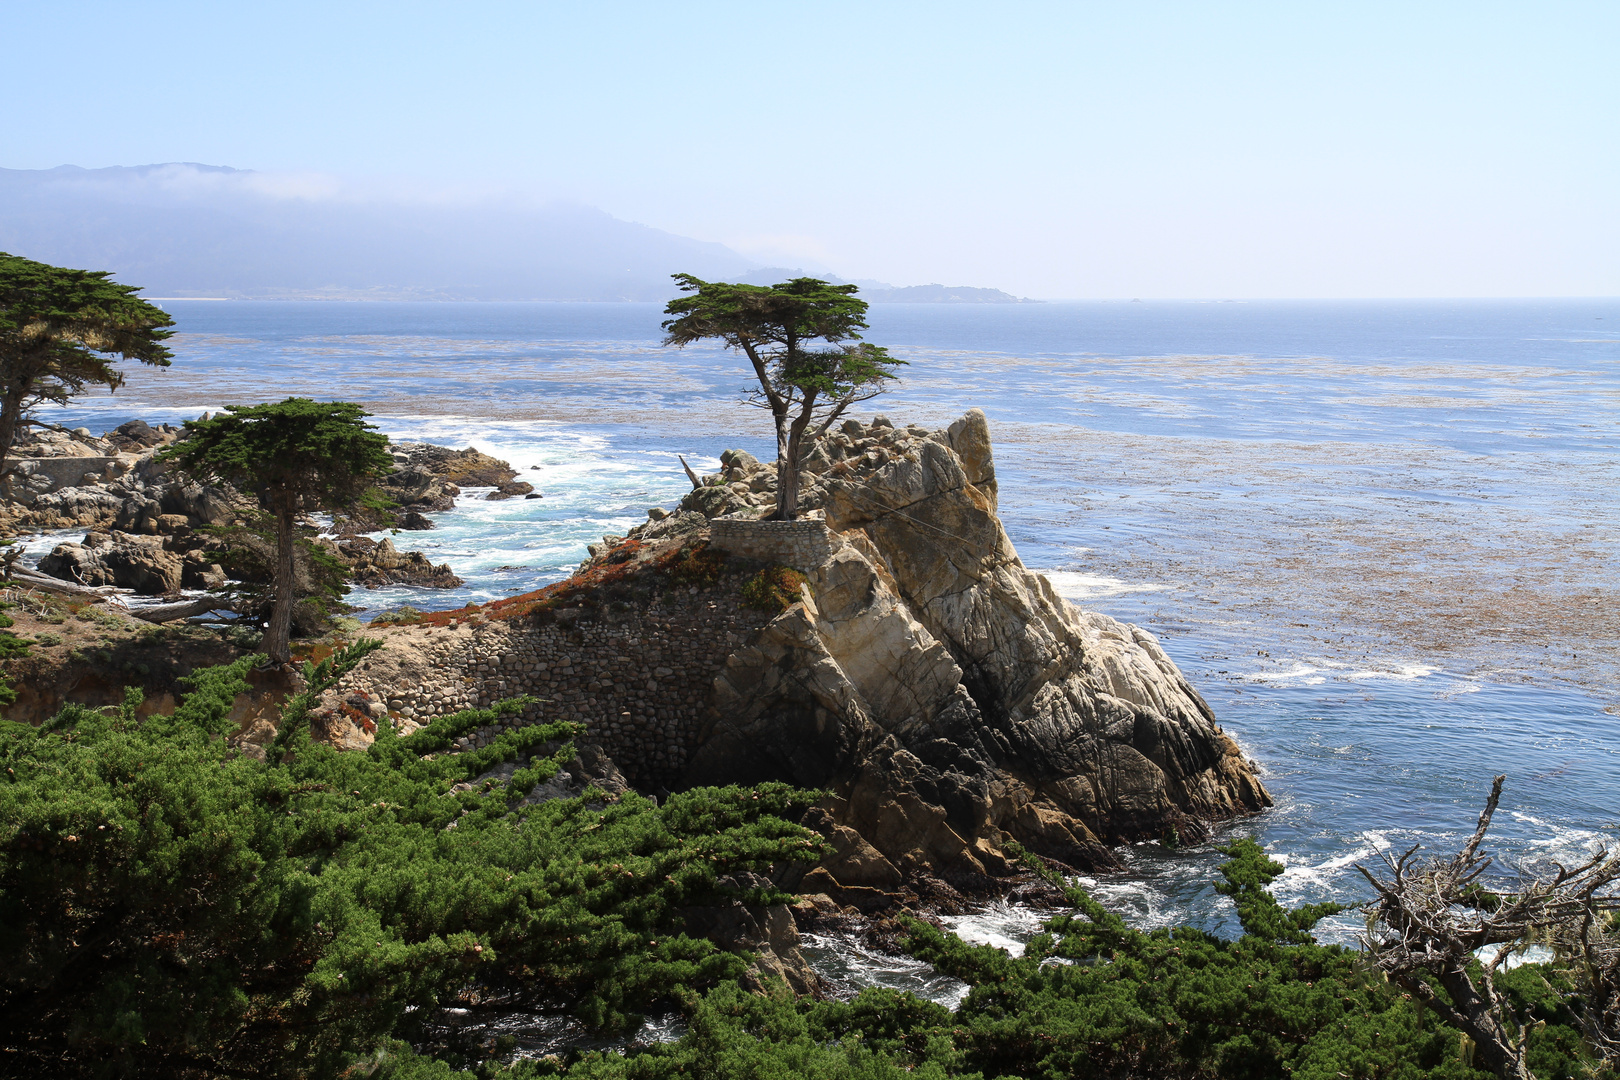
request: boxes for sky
[3,1,1615,298]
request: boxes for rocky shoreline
[2,420,521,601]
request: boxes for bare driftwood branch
[1358,775,1620,1079]
[676,454,702,490]
[8,566,130,599]
[130,596,241,624]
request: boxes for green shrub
[372,604,424,626]
[739,566,809,612]
[73,605,124,629]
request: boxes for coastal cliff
[325,410,1269,907]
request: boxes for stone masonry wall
[334,577,778,790]
[11,456,123,499]
[710,511,832,570]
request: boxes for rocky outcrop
[373,464,460,516]
[6,431,241,533]
[336,536,465,589]
[675,411,1268,896]
[13,422,474,611]
[38,529,227,594]
[337,442,521,529]
[391,443,519,489]
[484,480,535,501]
[104,419,170,454]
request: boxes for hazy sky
[4,1,1615,298]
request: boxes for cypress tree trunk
[774,414,796,521]
[0,383,31,497]
[265,496,297,666]
[773,391,820,522]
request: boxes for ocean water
[31,298,1620,978]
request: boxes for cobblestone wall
[336,577,778,790]
[710,510,832,570]
[11,456,122,497]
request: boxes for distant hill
[0,166,1033,303]
[860,283,1039,304]
[0,164,756,301]
[735,268,1034,303]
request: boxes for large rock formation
[37,530,226,594]
[14,423,496,607]
[5,424,240,534]
[338,442,522,527]
[678,410,1268,893]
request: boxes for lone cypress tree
[163,398,393,665]
[662,274,903,520]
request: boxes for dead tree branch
[1358,775,1620,1079]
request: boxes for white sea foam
[1243,662,1329,686]
[1238,656,1446,688]
[939,900,1051,958]
[1273,837,1382,893]
[1341,663,1440,682]
[798,932,970,1007]
[1041,570,1168,600]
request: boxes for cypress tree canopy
[0,251,174,477]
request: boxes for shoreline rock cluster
[340,441,529,531]
[4,424,509,600]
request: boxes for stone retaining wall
[710,510,833,570]
[10,456,123,498]
[335,577,779,789]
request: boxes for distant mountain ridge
[859,283,1038,304]
[0,164,1032,303]
[0,164,753,302]
[735,267,1037,303]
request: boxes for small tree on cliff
[163,398,392,666]
[0,252,174,485]
[662,273,903,520]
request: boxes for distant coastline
[861,283,1039,304]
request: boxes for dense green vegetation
[371,845,1608,1080]
[0,600,31,706]
[0,646,1613,1079]
[0,643,825,1077]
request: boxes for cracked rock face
[684,408,1270,891]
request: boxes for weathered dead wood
[677,454,703,490]
[130,596,240,623]
[1358,775,1620,1079]
[7,567,130,599]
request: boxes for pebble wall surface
[335,573,779,790]
[711,511,833,570]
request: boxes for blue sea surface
[36,297,1620,950]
